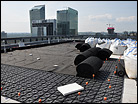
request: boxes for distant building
[123,31,128,35]
[107,27,115,34]
[57,7,78,36]
[32,19,56,36]
[29,5,45,35]
[1,31,7,38]
[129,31,137,36]
[95,32,103,37]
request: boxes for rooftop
[1,42,137,103]
[107,27,115,29]
[31,5,45,10]
[57,7,78,12]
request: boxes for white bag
[18,42,25,47]
[85,37,97,48]
[124,47,137,78]
[97,38,104,44]
[109,39,127,55]
[96,39,111,49]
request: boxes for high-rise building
[32,19,56,36]
[29,5,45,35]
[57,7,78,36]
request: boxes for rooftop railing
[1,35,137,45]
[1,35,137,52]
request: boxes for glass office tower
[29,5,45,35]
[57,7,78,36]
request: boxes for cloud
[116,16,136,22]
[89,13,112,20]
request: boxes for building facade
[32,19,56,36]
[57,7,78,36]
[29,5,45,35]
[107,27,115,34]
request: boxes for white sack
[109,39,127,55]
[85,37,98,48]
[124,47,137,78]
[18,42,25,47]
[96,39,112,49]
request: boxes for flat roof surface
[1,42,137,103]
[1,42,78,75]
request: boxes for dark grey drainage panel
[1,59,124,103]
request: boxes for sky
[1,1,137,33]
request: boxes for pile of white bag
[123,38,137,48]
[123,41,137,78]
[109,38,127,55]
[85,37,137,78]
[85,37,112,49]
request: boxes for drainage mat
[1,59,124,103]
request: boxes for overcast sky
[1,1,137,33]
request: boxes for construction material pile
[75,44,113,78]
[75,37,137,79]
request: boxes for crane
[106,23,114,27]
